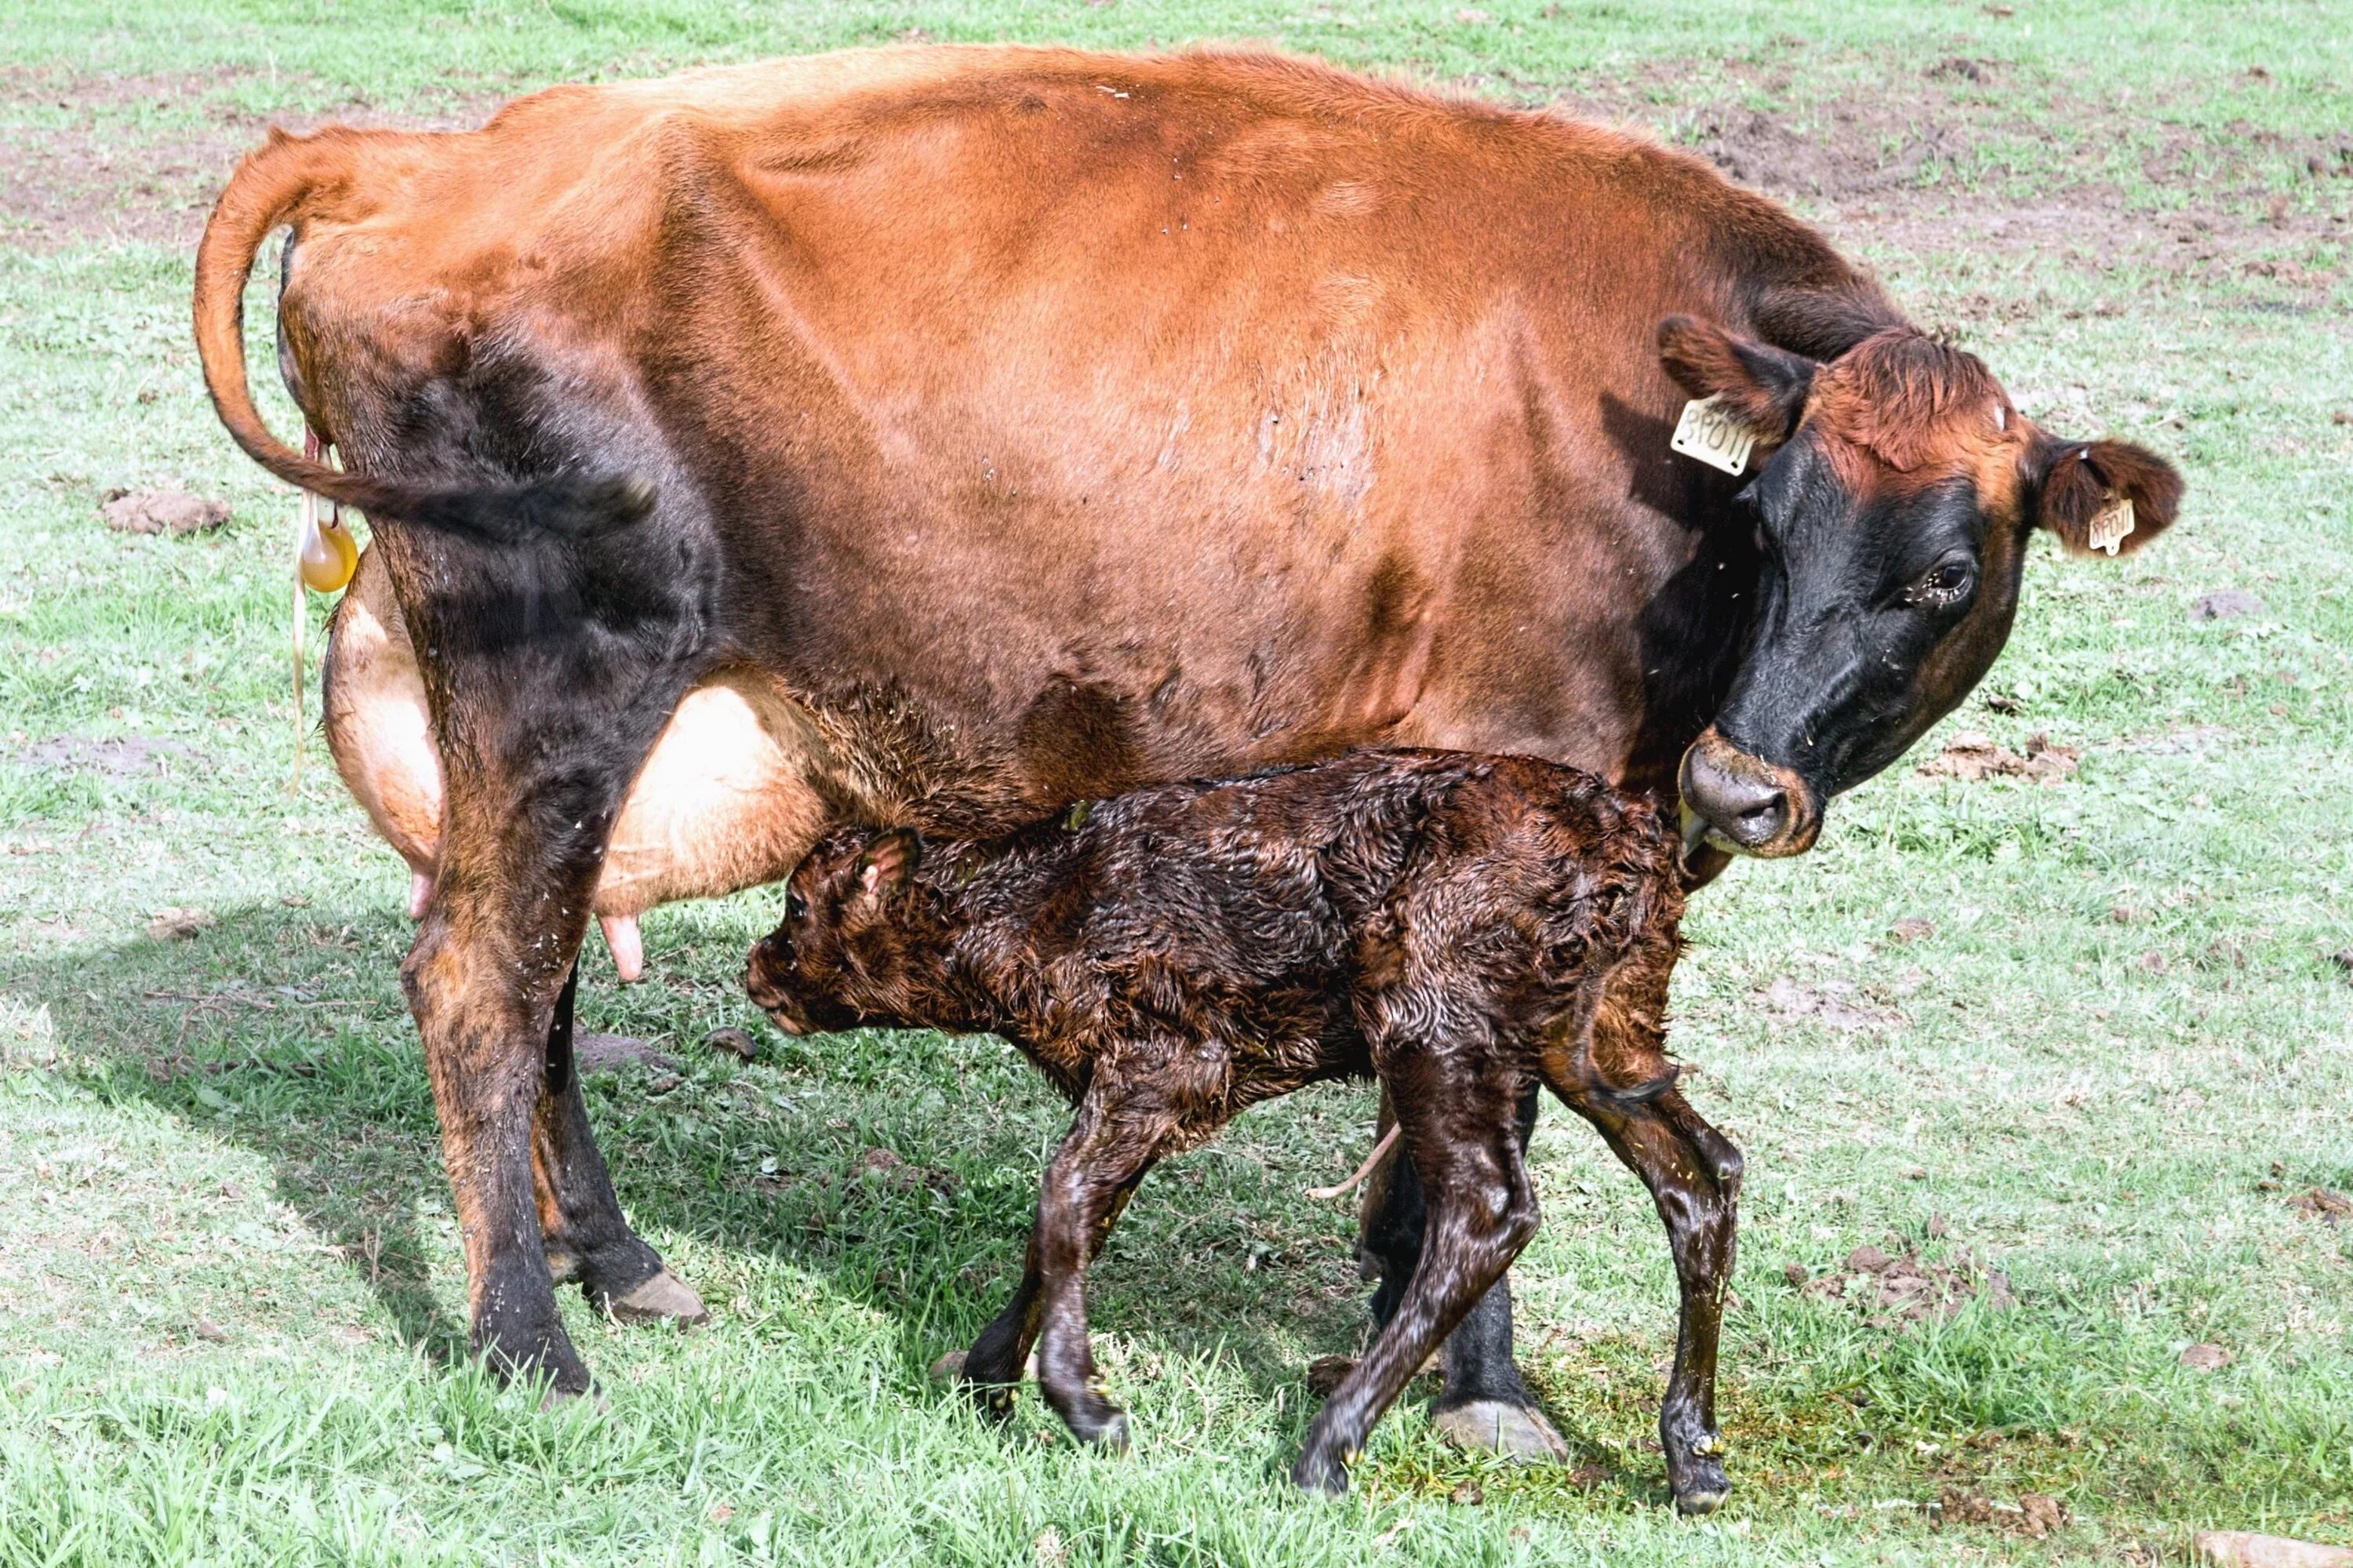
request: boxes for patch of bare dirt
[16,733,191,777]
[99,487,230,535]
[1918,730,2079,784]
[0,65,508,249]
[1515,56,2353,315]
[1788,1242,2015,1328]
[1763,976,1900,1031]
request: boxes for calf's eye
[786,890,809,922]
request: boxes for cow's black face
[1657,318,2184,859]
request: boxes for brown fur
[744,749,1740,1507]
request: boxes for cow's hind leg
[1357,1083,1564,1461]
[1300,1053,1539,1494]
[389,517,710,1398]
[533,966,707,1323]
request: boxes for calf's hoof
[604,1268,710,1327]
[1432,1399,1569,1464]
[1071,1408,1130,1454]
[1667,1445,1733,1515]
[929,1350,968,1384]
[1289,1444,1352,1497]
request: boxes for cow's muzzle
[1678,728,1821,859]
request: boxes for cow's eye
[1910,558,1975,606]
[785,890,809,922]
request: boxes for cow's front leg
[1355,1082,1565,1461]
[533,964,708,1324]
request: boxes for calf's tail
[193,127,653,540]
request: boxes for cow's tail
[193,127,653,541]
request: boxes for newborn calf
[744,748,1743,1509]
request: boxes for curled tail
[193,127,653,540]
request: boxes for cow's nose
[1678,729,1820,857]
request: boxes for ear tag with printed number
[2087,495,2134,556]
[1671,396,1760,477]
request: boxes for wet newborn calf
[744,748,1743,1509]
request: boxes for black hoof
[1290,1444,1352,1496]
[1072,1409,1130,1453]
[1668,1452,1732,1515]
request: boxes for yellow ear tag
[1670,395,1760,476]
[2087,495,2134,556]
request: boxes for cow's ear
[2028,435,2184,558]
[1657,315,1817,440]
[855,828,922,897]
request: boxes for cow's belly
[323,547,835,976]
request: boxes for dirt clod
[1305,1354,1356,1397]
[2180,1341,2232,1371]
[2017,1493,2068,1537]
[1449,1480,1484,1505]
[1889,917,1937,944]
[1803,1242,2013,1327]
[702,1026,758,1062]
[573,1033,679,1075]
[2288,1188,2352,1224]
[146,907,216,941]
[100,488,231,536]
[1305,1353,1355,1396]
[1784,1262,1809,1288]
[2193,588,2267,621]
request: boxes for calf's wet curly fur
[744,748,1743,1508]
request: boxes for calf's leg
[1356,1083,1562,1460]
[1551,1081,1740,1512]
[1543,941,1741,1513]
[966,1079,1169,1450]
[1299,1061,1539,1494]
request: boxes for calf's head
[744,827,933,1035]
[1660,318,2182,857]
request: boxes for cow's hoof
[606,1268,710,1326]
[929,1350,968,1384]
[1432,1399,1569,1463]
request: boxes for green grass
[3,2,2351,1563]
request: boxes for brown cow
[193,45,2180,1424]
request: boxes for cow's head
[1659,318,2182,857]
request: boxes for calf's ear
[855,828,923,897]
[2028,435,2184,558]
[1657,315,1818,440]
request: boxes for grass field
[3,2,2351,1563]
